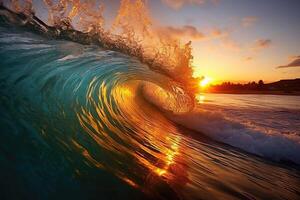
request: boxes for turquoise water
[0,15,300,200]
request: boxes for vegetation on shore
[207,78,300,95]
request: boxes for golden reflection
[154,135,181,177]
[77,81,187,192]
[71,139,104,169]
[156,168,167,176]
[121,177,138,188]
[119,86,132,97]
[196,94,205,104]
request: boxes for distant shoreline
[206,90,300,96]
[207,78,300,96]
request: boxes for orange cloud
[277,56,300,68]
[288,55,300,61]
[157,25,205,40]
[209,28,228,38]
[241,16,258,27]
[156,26,229,42]
[221,38,241,51]
[244,56,253,61]
[161,0,218,9]
[156,24,240,53]
[253,39,272,50]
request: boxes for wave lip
[0,3,199,96]
[141,82,193,114]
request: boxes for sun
[199,77,212,88]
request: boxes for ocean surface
[0,17,300,200]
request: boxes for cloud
[156,25,240,52]
[209,28,228,38]
[161,0,218,9]
[288,55,300,61]
[157,25,206,40]
[253,39,272,50]
[242,16,258,27]
[156,26,229,42]
[211,0,221,5]
[277,56,300,68]
[221,38,241,51]
[244,56,253,61]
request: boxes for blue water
[0,20,300,200]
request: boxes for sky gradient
[30,0,300,83]
[148,0,300,83]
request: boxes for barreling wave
[1,0,300,166]
[1,2,300,200]
[0,0,199,98]
[1,0,300,164]
[0,20,191,199]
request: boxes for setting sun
[199,77,212,88]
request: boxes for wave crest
[1,1,199,97]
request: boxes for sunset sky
[32,0,300,83]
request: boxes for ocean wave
[0,3,199,97]
[167,107,300,164]
[1,2,300,199]
[1,3,299,167]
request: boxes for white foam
[167,108,300,165]
[58,55,78,61]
